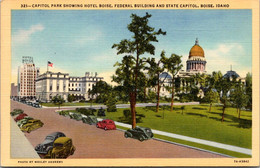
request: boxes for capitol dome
[186,38,207,73]
[189,38,204,58]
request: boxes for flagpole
[47,61,49,73]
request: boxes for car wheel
[70,148,75,155]
[51,153,56,159]
[139,136,144,142]
[27,128,31,133]
[47,149,52,156]
[104,127,107,131]
[124,133,128,138]
[96,124,99,128]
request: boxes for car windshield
[54,143,63,147]
[145,129,151,133]
[45,136,54,140]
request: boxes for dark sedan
[124,126,153,141]
[35,132,66,156]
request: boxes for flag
[48,61,53,67]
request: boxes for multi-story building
[36,71,103,102]
[36,72,69,102]
[17,57,40,98]
[68,72,103,100]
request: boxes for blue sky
[11,10,252,84]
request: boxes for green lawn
[102,104,252,149]
[42,102,99,107]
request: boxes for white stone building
[36,71,103,102]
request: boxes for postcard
[1,0,259,166]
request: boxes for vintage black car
[82,115,98,125]
[97,108,106,117]
[35,132,66,156]
[10,109,24,116]
[124,126,153,141]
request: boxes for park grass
[102,104,252,149]
[42,102,99,107]
[115,125,250,158]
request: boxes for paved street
[11,100,224,158]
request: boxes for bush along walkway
[103,118,252,156]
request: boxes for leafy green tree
[245,72,252,110]
[181,106,185,115]
[67,94,75,103]
[230,83,248,119]
[89,81,112,103]
[106,93,117,112]
[218,77,234,122]
[145,51,168,112]
[51,95,65,109]
[204,89,219,113]
[112,13,166,128]
[163,53,183,112]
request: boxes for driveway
[11,100,224,158]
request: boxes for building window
[50,85,52,91]
[72,83,74,87]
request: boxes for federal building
[35,72,103,102]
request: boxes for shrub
[123,109,131,118]
[76,108,94,115]
[106,97,117,112]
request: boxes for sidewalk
[10,118,40,158]
[42,102,200,109]
[106,119,252,156]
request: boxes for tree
[218,77,234,122]
[89,81,112,103]
[51,95,65,109]
[112,13,166,128]
[163,53,183,112]
[245,72,252,110]
[181,106,185,115]
[145,51,168,112]
[106,93,117,112]
[230,83,248,119]
[204,89,219,113]
[67,94,75,103]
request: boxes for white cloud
[13,24,44,44]
[204,43,250,76]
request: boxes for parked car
[69,112,82,121]
[97,108,106,117]
[82,115,98,125]
[124,126,153,141]
[58,110,69,117]
[96,119,116,130]
[17,117,34,128]
[35,132,66,156]
[14,113,28,122]
[20,119,44,133]
[51,137,76,159]
[10,109,24,116]
[32,102,41,108]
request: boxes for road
[11,100,224,158]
